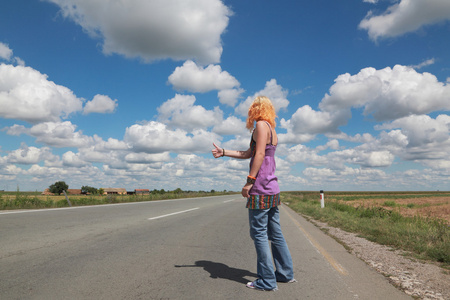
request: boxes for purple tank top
[249,122,280,196]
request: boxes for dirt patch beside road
[341,196,450,224]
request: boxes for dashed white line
[148,207,199,220]
[0,198,203,216]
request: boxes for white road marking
[148,207,199,220]
[0,198,204,216]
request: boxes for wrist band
[222,148,225,157]
[247,175,256,184]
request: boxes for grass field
[0,190,233,209]
[281,191,450,267]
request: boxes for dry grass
[281,191,450,265]
[332,194,450,224]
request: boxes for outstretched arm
[212,142,251,159]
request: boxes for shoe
[246,282,255,289]
[246,282,261,290]
[246,281,278,291]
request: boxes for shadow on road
[175,260,257,284]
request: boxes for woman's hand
[211,143,224,158]
[241,183,253,198]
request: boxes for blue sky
[1,0,450,192]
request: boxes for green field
[281,191,450,267]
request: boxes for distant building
[41,188,54,195]
[102,188,127,195]
[67,189,82,195]
[135,189,150,195]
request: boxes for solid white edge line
[148,207,199,220]
[281,205,348,275]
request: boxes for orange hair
[246,96,277,130]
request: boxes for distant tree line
[48,181,226,195]
[81,186,104,195]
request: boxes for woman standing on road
[212,96,295,291]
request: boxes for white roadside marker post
[63,190,72,207]
[320,190,324,208]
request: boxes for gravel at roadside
[309,219,450,300]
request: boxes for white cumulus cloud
[0,42,13,61]
[168,60,240,93]
[157,94,222,130]
[283,105,350,135]
[0,43,24,65]
[124,121,220,154]
[83,94,118,114]
[235,79,289,116]
[0,64,83,123]
[286,144,327,165]
[28,121,95,148]
[124,152,171,164]
[7,144,56,165]
[62,151,89,167]
[212,116,246,135]
[47,0,232,64]
[376,114,450,161]
[359,0,450,41]
[320,65,450,121]
[0,163,22,181]
[218,88,244,107]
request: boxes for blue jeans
[248,206,294,290]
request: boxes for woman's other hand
[241,183,252,198]
[212,142,224,158]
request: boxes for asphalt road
[0,195,411,299]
